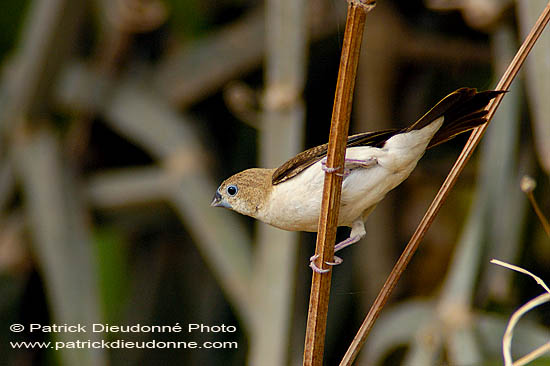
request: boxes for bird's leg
[343,157,378,170]
[321,157,377,176]
[309,219,366,273]
[333,220,366,256]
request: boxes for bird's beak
[211,190,232,209]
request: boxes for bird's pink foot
[320,158,349,177]
[309,254,344,273]
[324,256,343,266]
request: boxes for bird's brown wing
[272,88,505,185]
[271,129,398,185]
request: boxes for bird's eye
[226,185,238,196]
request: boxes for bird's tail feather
[407,88,506,149]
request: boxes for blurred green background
[0,0,549,365]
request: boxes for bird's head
[211,168,274,219]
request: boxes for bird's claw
[309,254,344,273]
[309,262,331,273]
[320,158,341,173]
[320,158,349,176]
[325,256,343,266]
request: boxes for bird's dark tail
[407,87,506,149]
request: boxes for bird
[211,87,504,272]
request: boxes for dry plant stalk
[513,339,550,366]
[303,1,375,365]
[340,2,550,365]
[491,259,550,366]
[520,175,550,237]
[491,259,550,294]
[503,295,550,366]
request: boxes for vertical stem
[15,128,106,366]
[0,0,86,132]
[249,0,307,364]
[303,1,375,365]
[525,189,550,238]
[517,0,550,174]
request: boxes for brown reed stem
[340,2,550,365]
[526,192,550,238]
[521,176,550,238]
[303,1,375,365]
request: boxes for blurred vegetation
[0,0,548,365]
